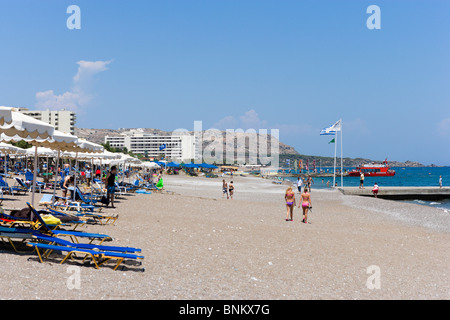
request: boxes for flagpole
[340,119,343,187]
[333,131,337,187]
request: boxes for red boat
[348,159,395,177]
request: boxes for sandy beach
[0,173,449,300]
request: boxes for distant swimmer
[285,186,296,221]
[298,187,311,224]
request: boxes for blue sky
[0,0,449,165]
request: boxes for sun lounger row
[0,203,143,271]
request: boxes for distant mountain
[75,128,424,167]
[279,154,424,168]
[75,127,298,154]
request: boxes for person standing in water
[285,186,296,221]
[298,187,312,224]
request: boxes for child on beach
[228,181,235,199]
[222,179,229,199]
[298,187,312,224]
[372,182,379,198]
[285,186,296,221]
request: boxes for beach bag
[100,195,110,206]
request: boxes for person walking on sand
[228,181,235,199]
[222,179,229,199]
[296,176,303,193]
[285,186,296,221]
[298,187,312,224]
[359,172,365,189]
[307,176,313,191]
[439,176,442,188]
[106,166,117,208]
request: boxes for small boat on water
[348,159,395,177]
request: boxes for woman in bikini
[284,186,296,221]
[298,187,311,223]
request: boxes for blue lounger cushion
[34,234,141,253]
[27,242,144,260]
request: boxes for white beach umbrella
[32,130,80,203]
[0,142,27,177]
[0,108,55,141]
[62,139,104,201]
[25,147,58,157]
[0,142,27,154]
[0,109,56,206]
[0,106,14,127]
[143,162,161,169]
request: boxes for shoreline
[165,174,450,234]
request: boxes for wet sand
[0,174,448,299]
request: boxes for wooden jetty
[338,187,450,201]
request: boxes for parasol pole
[52,150,60,204]
[31,145,38,206]
[73,152,78,201]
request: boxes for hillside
[74,128,424,167]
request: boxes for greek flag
[320,120,342,135]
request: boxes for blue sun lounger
[70,187,98,205]
[33,233,141,254]
[0,227,34,252]
[27,203,113,244]
[26,242,144,271]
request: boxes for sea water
[285,167,450,211]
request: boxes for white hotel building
[105,130,197,162]
[17,108,76,135]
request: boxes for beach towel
[136,189,152,194]
[10,207,33,221]
[40,214,62,226]
[156,178,163,189]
